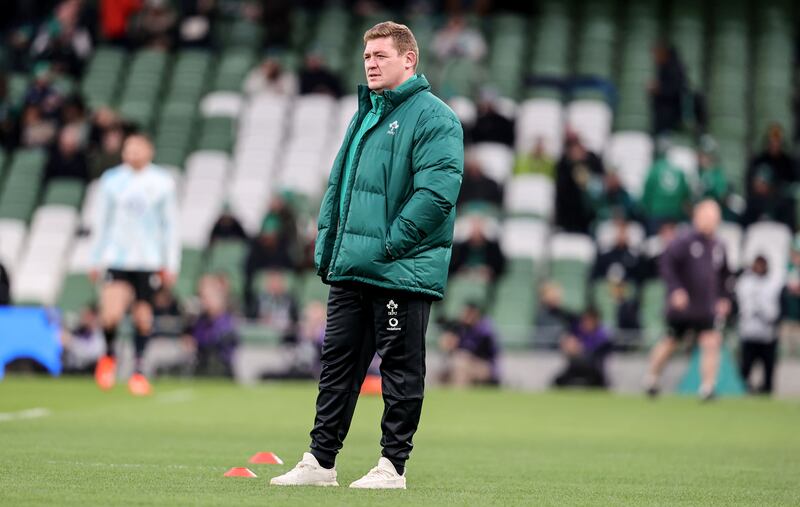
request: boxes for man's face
[364,37,412,92]
[122,136,154,169]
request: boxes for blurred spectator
[535,282,567,347]
[432,15,487,62]
[470,89,514,147]
[513,136,554,178]
[439,302,500,387]
[24,63,63,119]
[696,136,729,204]
[44,124,89,182]
[250,270,299,344]
[89,106,126,150]
[244,215,296,305]
[61,304,105,373]
[590,221,641,284]
[552,307,611,388]
[737,255,781,395]
[100,0,143,45]
[244,57,298,96]
[0,260,10,305]
[60,94,90,138]
[649,43,687,135]
[209,205,248,244]
[641,143,690,233]
[176,0,214,47]
[457,156,503,208]
[779,237,800,357]
[611,281,641,343]
[183,274,239,377]
[449,217,506,285]
[20,104,58,148]
[152,286,183,336]
[31,0,93,77]
[298,53,342,97]
[0,74,20,149]
[89,126,124,179]
[591,170,639,223]
[637,222,678,281]
[127,0,177,50]
[743,124,797,229]
[259,299,325,381]
[554,132,604,234]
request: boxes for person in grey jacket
[736,255,782,394]
[645,200,733,400]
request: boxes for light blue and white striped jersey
[91,164,180,273]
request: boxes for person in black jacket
[649,43,687,135]
[449,217,506,286]
[470,89,514,147]
[456,156,503,208]
[555,131,604,234]
[743,124,798,229]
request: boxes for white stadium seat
[566,100,612,155]
[515,99,564,158]
[504,174,554,218]
[501,218,550,260]
[470,142,515,183]
[717,221,743,272]
[201,91,244,118]
[604,131,653,197]
[448,96,477,127]
[549,233,596,263]
[0,218,26,274]
[743,221,792,282]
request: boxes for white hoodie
[736,270,782,342]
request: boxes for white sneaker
[349,457,406,489]
[269,452,338,487]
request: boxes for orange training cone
[224,467,257,478]
[360,374,382,395]
[249,452,284,465]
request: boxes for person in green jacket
[271,21,464,490]
[641,148,691,234]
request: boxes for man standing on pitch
[271,21,464,489]
[644,199,733,401]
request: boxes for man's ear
[405,51,417,70]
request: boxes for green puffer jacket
[314,74,464,300]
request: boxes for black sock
[310,450,335,470]
[133,331,150,374]
[385,456,404,475]
[103,327,117,358]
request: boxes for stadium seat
[717,221,743,272]
[743,221,792,282]
[42,178,85,209]
[566,100,613,155]
[604,132,653,197]
[0,218,26,274]
[504,175,554,219]
[548,233,596,313]
[500,218,549,261]
[515,99,564,158]
[470,142,514,183]
[448,96,477,128]
[594,220,646,253]
[201,91,244,118]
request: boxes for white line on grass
[155,389,196,404]
[0,407,51,423]
[45,460,221,471]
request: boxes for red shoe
[128,373,153,397]
[360,374,382,396]
[94,356,116,391]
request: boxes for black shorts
[666,317,715,341]
[105,269,161,304]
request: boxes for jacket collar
[357,74,430,113]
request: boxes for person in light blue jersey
[89,133,180,396]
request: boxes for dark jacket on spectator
[0,262,10,305]
[470,110,514,147]
[555,151,604,233]
[449,237,506,281]
[457,170,503,207]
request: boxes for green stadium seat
[57,274,96,315]
[42,178,85,208]
[549,259,590,313]
[442,274,490,320]
[206,240,248,304]
[175,248,204,301]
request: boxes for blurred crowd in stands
[1,1,799,393]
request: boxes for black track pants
[309,282,431,467]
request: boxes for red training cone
[249,452,284,465]
[360,374,382,395]
[224,467,257,478]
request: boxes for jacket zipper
[328,101,393,278]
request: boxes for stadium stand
[0,0,798,361]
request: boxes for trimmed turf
[0,377,798,506]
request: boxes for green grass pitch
[0,377,798,506]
